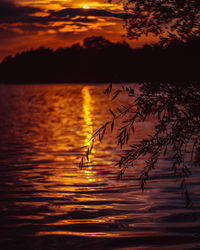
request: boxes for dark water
[0,84,200,250]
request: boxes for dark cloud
[0,2,131,61]
[0,1,130,48]
[0,2,41,23]
[50,8,133,20]
[70,17,97,23]
[15,15,97,25]
[0,2,134,25]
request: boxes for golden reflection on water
[82,86,93,146]
[2,85,198,247]
[82,86,96,183]
[37,230,159,238]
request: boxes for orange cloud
[0,0,154,61]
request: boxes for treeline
[0,36,199,83]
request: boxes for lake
[0,84,200,249]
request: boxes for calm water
[0,84,200,250]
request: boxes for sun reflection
[83,4,89,9]
[82,86,96,182]
[82,86,93,147]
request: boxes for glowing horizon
[83,4,89,9]
[0,0,154,61]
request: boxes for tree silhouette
[1,36,199,83]
[81,83,200,206]
[80,1,200,206]
[83,36,111,49]
[109,0,200,42]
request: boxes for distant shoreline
[1,36,199,85]
[1,80,199,86]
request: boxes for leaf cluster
[81,82,200,206]
[109,0,200,42]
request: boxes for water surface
[0,84,200,249]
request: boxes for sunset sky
[0,0,155,61]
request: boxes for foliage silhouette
[109,0,200,42]
[79,0,200,205]
[80,83,200,206]
[0,36,200,83]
